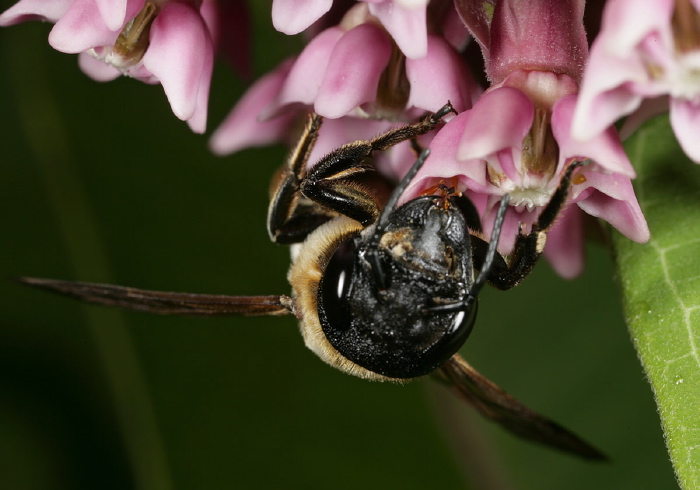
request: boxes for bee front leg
[300,102,456,226]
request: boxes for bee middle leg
[473,159,590,290]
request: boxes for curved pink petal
[49,0,120,53]
[670,97,700,163]
[571,40,650,141]
[599,0,673,57]
[78,51,121,81]
[405,35,475,114]
[0,0,72,25]
[267,27,343,117]
[94,0,136,31]
[142,2,210,122]
[457,87,533,163]
[186,36,214,134]
[553,95,636,177]
[542,205,585,279]
[403,112,492,202]
[368,0,428,59]
[315,23,391,118]
[209,59,296,155]
[575,174,649,243]
[272,0,332,35]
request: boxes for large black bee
[21,103,603,460]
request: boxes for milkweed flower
[402,0,650,278]
[272,0,439,59]
[572,0,700,162]
[211,2,477,156]
[0,0,245,133]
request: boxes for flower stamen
[111,2,159,69]
[522,108,559,179]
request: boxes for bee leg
[300,102,455,227]
[477,159,591,290]
[267,113,337,245]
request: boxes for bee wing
[434,354,607,461]
[18,277,293,317]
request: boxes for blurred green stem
[7,26,172,490]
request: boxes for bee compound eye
[318,239,356,334]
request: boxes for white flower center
[500,182,553,212]
[669,51,700,101]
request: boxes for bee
[20,103,603,460]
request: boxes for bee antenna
[366,148,431,290]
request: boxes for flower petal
[368,0,428,59]
[141,2,210,123]
[542,205,585,279]
[314,23,391,118]
[49,0,120,53]
[598,0,673,58]
[575,173,650,243]
[271,0,332,35]
[267,27,343,117]
[554,95,636,177]
[186,36,214,134]
[209,59,296,155]
[78,51,121,81]
[402,112,492,202]
[670,97,700,163]
[457,87,533,163]
[94,0,134,31]
[0,0,72,25]
[405,35,476,113]
[570,41,650,141]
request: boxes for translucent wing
[18,277,293,317]
[434,354,607,461]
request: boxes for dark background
[0,3,678,489]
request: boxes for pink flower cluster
[6,0,698,277]
[210,0,654,278]
[0,0,249,133]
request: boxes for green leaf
[614,115,700,489]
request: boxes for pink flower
[268,7,476,120]
[400,0,650,278]
[403,84,649,278]
[209,59,298,155]
[0,0,230,133]
[271,0,439,59]
[572,0,700,162]
[211,3,477,156]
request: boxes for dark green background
[0,4,678,489]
